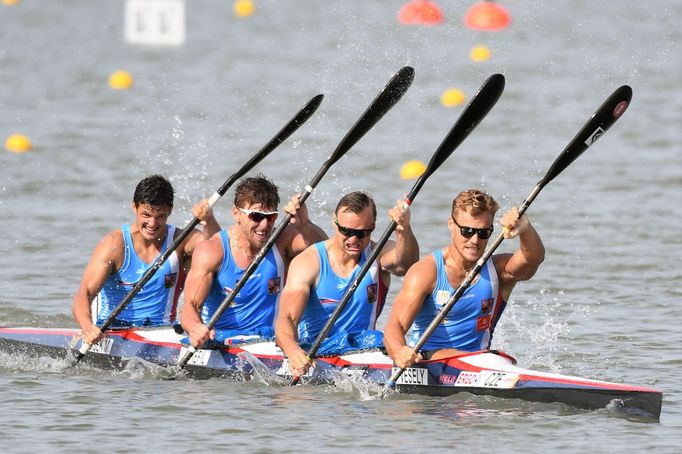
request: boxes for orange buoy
[398,0,443,26]
[464,1,511,31]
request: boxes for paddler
[72,175,220,346]
[180,174,326,347]
[275,191,419,378]
[384,189,545,368]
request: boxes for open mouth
[143,226,159,236]
[254,229,270,241]
[344,241,362,253]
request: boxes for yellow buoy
[470,45,492,62]
[234,0,255,17]
[5,134,32,153]
[400,159,427,180]
[1,0,21,6]
[109,70,133,90]
[441,88,466,107]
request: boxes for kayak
[0,325,662,419]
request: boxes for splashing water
[237,351,287,386]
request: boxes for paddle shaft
[385,85,633,388]
[177,67,415,368]
[73,94,324,362]
[289,73,507,385]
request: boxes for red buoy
[398,0,444,26]
[464,1,511,31]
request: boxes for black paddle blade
[328,66,415,166]
[424,73,505,179]
[542,85,632,186]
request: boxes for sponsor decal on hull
[276,359,315,377]
[178,347,213,366]
[454,370,520,389]
[89,337,114,354]
[392,367,429,385]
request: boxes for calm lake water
[1,0,681,452]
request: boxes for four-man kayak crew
[384,189,545,369]
[72,174,220,346]
[72,179,544,375]
[275,191,419,378]
[180,174,327,347]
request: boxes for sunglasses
[451,216,494,239]
[239,207,278,223]
[335,219,374,239]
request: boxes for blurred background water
[1,0,680,452]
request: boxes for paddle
[384,85,633,391]
[72,94,324,364]
[177,66,416,368]
[289,73,506,385]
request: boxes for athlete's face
[234,202,279,249]
[132,203,172,242]
[448,209,493,264]
[333,207,375,259]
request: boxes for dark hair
[334,191,376,221]
[234,174,280,210]
[133,175,174,208]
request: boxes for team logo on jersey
[480,298,493,314]
[164,273,177,288]
[268,277,281,294]
[436,290,450,307]
[476,315,491,331]
[366,283,378,303]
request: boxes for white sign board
[125,0,185,46]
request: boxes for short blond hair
[451,189,499,218]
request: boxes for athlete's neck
[446,244,474,273]
[229,226,259,262]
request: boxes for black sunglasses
[451,216,494,239]
[239,207,278,223]
[335,219,374,239]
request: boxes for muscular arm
[180,235,223,347]
[181,199,221,256]
[282,195,327,260]
[383,256,435,368]
[274,246,320,376]
[378,200,419,276]
[71,231,122,345]
[495,209,545,299]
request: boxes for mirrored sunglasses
[239,207,278,223]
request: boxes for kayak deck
[0,326,662,420]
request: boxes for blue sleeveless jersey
[96,223,181,326]
[201,230,285,332]
[298,242,387,341]
[408,249,506,352]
